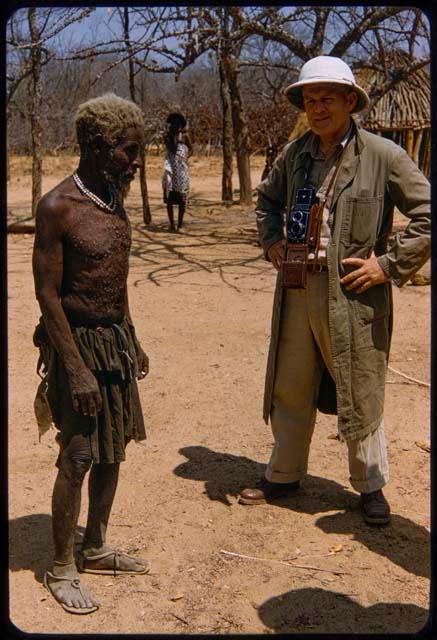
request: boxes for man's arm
[341,146,430,292]
[379,147,430,286]
[32,195,102,415]
[125,286,149,380]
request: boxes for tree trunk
[218,56,233,204]
[123,7,151,224]
[140,148,152,225]
[28,8,42,218]
[225,54,252,206]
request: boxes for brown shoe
[239,478,300,505]
[359,489,391,525]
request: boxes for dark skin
[166,128,192,232]
[33,125,149,612]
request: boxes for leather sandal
[44,571,99,615]
[78,550,150,576]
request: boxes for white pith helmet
[284,56,369,113]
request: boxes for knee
[58,450,93,485]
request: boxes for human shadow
[174,446,430,579]
[316,510,430,579]
[174,446,357,512]
[258,587,429,634]
[9,513,85,584]
[174,446,265,505]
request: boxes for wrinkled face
[302,84,357,142]
[101,126,143,198]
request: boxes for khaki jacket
[256,125,430,441]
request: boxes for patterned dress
[163,141,190,205]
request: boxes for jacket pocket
[348,284,391,352]
[349,282,390,326]
[340,196,383,246]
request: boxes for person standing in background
[162,112,192,232]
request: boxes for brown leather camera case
[281,245,309,289]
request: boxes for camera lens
[292,210,303,222]
[290,221,303,237]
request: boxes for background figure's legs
[167,204,175,231]
[82,462,120,553]
[177,203,186,229]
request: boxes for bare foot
[45,563,99,614]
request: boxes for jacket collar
[299,122,354,160]
[291,121,365,204]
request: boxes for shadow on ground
[9,514,85,583]
[316,510,430,578]
[128,205,265,289]
[257,587,429,634]
[174,446,430,579]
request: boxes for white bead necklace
[72,172,117,213]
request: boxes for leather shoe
[239,477,300,505]
[359,489,391,525]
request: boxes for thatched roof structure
[357,52,430,176]
[357,53,430,131]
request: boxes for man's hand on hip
[341,252,390,293]
[267,239,285,271]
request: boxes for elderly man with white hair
[239,56,430,525]
[33,93,150,614]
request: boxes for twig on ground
[220,549,349,575]
[284,552,337,561]
[170,613,189,625]
[415,440,431,453]
[387,365,430,388]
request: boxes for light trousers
[266,271,389,494]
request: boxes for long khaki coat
[256,125,430,441]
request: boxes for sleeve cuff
[376,255,391,277]
[377,254,403,287]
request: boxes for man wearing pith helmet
[239,56,430,525]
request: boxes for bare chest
[64,208,131,262]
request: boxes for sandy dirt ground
[7,155,431,634]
